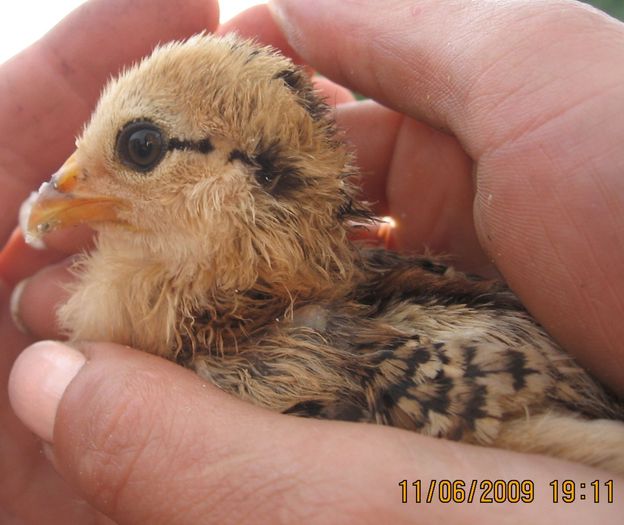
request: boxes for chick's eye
[117,121,166,172]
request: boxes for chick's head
[28,34,368,295]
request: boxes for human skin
[1,0,624,523]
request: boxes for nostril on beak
[51,153,81,193]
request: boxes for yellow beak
[26,153,129,240]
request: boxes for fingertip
[9,340,86,443]
[0,227,67,287]
[41,0,222,81]
[49,343,258,522]
[312,76,355,106]
[218,3,306,64]
[11,259,75,340]
[10,277,30,335]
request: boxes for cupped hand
[2,0,624,524]
[268,0,624,392]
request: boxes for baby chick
[26,34,624,474]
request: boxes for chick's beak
[26,152,129,239]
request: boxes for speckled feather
[191,250,622,444]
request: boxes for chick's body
[29,34,624,474]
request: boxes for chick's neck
[90,224,360,357]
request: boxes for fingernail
[267,0,283,17]
[10,278,31,335]
[8,341,86,443]
[42,441,60,470]
[268,1,295,39]
[268,0,317,59]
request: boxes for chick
[26,34,624,474]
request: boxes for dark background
[585,0,624,19]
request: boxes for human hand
[3,0,624,524]
[268,0,624,394]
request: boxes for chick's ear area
[273,67,328,121]
[229,141,305,198]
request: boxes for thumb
[9,341,421,525]
[8,341,323,524]
[8,341,623,525]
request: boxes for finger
[0,281,34,369]
[271,0,624,392]
[336,100,401,212]
[0,0,220,244]
[3,271,117,523]
[348,219,396,251]
[0,229,65,287]
[0,224,93,287]
[217,4,355,105]
[217,4,305,64]
[312,76,355,107]
[10,260,73,340]
[269,0,623,153]
[9,340,624,524]
[336,100,491,273]
[382,116,484,271]
[0,287,113,525]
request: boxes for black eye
[116,121,166,172]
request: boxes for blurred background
[0,0,622,65]
[587,0,624,18]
